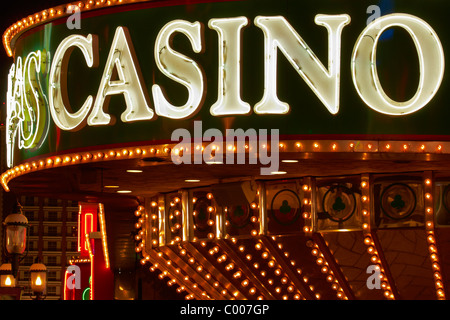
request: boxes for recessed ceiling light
[185,179,201,183]
[117,190,132,193]
[104,185,120,189]
[205,160,223,164]
[281,160,298,163]
[126,169,143,173]
[270,171,287,175]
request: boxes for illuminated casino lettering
[49,34,96,131]
[254,14,351,115]
[88,26,155,126]
[351,13,445,115]
[153,20,205,119]
[208,17,251,116]
[5,13,445,167]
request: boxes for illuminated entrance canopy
[4,6,446,167]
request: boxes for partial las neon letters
[22,50,48,150]
[6,58,23,168]
[6,50,49,168]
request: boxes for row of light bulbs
[1,145,164,191]
[302,180,313,236]
[173,243,223,300]
[201,241,257,299]
[145,248,204,300]
[134,205,146,253]
[423,175,446,300]
[68,258,91,264]
[299,179,344,300]
[268,238,317,300]
[232,238,303,300]
[136,202,237,300]
[3,0,147,57]
[4,139,449,192]
[285,141,448,154]
[361,174,396,300]
[360,174,447,300]
[307,240,347,300]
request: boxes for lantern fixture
[3,206,29,278]
[29,257,47,300]
[0,263,16,287]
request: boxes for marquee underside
[5,144,450,300]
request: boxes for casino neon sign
[5,13,445,168]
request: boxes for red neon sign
[64,203,113,300]
[78,204,98,258]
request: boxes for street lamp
[3,210,28,278]
[29,258,47,300]
[0,263,16,287]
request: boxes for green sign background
[10,0,450,164]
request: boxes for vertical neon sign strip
[77,205,82,252]
[63,270,69,300]
[78,203,98,258]
[84,213,94,251]
[85,233,94,300]
[98,203,110,269]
